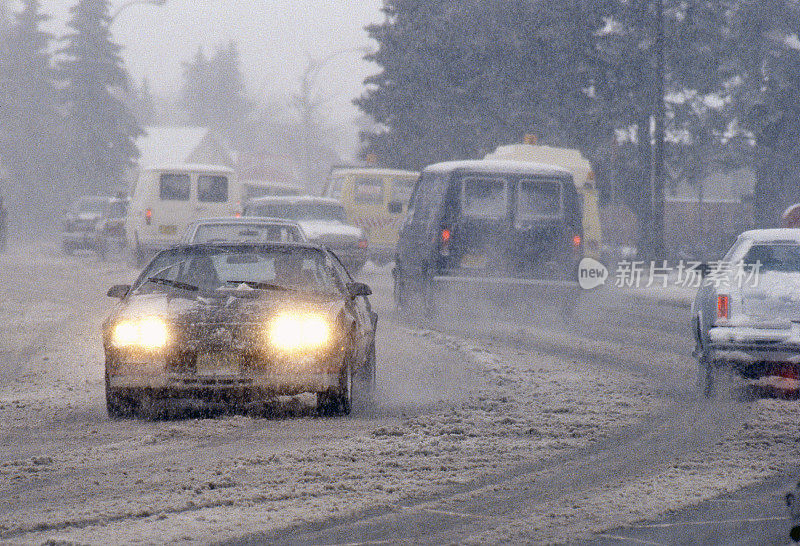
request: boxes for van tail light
[358,238,368,249]
[572,234,582,248]
[717,294,729,320]
[439,228,451,256]
[145,208,152,225]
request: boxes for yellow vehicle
[484,144,605,261]
[324,166,420,264]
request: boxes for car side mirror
[347,282,372,299]
[387,200,402,214]
[107,284,130,299]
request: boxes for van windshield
[461,176,508,218]
[517,179,563,220]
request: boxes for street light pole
[651,0,666,261]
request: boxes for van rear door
[453,174,510,273]
[195,173,235,218]
[154,171,193,239]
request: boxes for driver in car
[185,256,220,289]
[274,253,313,286]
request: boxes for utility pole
[651,0,667,261]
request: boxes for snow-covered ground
[0,242,798,544]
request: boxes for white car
[180,217,306,244]
[243,196,368,274]
[692,228,800,396]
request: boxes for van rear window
[198,175,228,202]
[353,176,384,204]
[461,177,508,218]
[159,174,190,201]
[517,179,563,220]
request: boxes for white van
[126,164,238,265]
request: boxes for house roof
[135,126,227,168]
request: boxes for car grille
[178,321,263,351]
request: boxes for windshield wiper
[226,280,294,291]
[147,277,199,291]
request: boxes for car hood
[107,290,346,326]
[297,220,362,242]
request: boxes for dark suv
[62,196,128,259]
[393,160,583,314]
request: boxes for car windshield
[133,246,339,293]
[190,223,303,243]
[742,243,800,272]
[252,202,345,222]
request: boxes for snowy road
[1,241,798,544]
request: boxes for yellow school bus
[484,144,604,261]
[324,166,420,264]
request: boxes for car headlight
[111,317,169,349]
[267,313,331,352]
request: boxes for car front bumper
[105,347,346,398]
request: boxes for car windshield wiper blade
[147,277,199,291]
[226,280,295,291]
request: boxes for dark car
[103,242,377,418]
[62,195,127,259]
[692,228,800,396]
[393,160,583,315]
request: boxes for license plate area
[461,254,488,269]
[196,351,240,376]
[158,225,177,235]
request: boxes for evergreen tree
[128,77,156,126]
[0,0,63,212]
[59,0,142,196]
[728,0,800,227]
[356,0,596,170]
[179,41,252,146]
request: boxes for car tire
[355,340,376,407]
[133,239,147,268]
[318,358,353,417]
[97,237,108,261]
[105,373,137,419]
[698,352,716,399]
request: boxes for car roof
[739,228,800,243]
[142,163,235,174]
[423,159,572,177]
[245,195,342,206]
[187,216,301,226]
[330,166,419,177]
[166,241,327,252]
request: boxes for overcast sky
[38,0,384,127]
